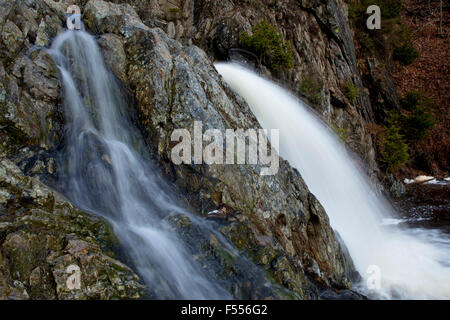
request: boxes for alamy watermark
[66,5,82,30]
[366,5,381,30]
[66,264,81,290]
[366,264,381,290]
[170,121,280,176]
[66,3,382,31]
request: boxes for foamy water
[216,62,450,299]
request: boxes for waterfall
[215,62,450,299]
[48,30,231,299]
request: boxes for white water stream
[216,62,450,299]
[48,30,232,299]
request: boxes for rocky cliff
[119,0,380,177]
[0,158,145,299]
[0,0,364,299]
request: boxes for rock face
[0,0,362,299]
[365,57,401,123]
[0,0,72,169]
[0,158,145,299]
[0,0,144,300]
[119,0,380,178]
[84,0,358,298]
[123,27,354,297]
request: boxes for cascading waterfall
[215,62,450,299]
[48,30,232,299]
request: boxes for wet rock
[81,1,357,297]
[0,48,62,150]
[123,23,357,297]
[390,180,406,198]
[383,174,406,198]
[1,20,25,56]
[0,0,13,26]
[394,179,450,232]
[98,33,128,83]
[121,0,379,176]
[168,213,300,300]
[35,14,64,47]
[7,146,60,188]
[24,50,59,101]
[84,0,149,37]
[320,289,367,300]
[0,158,145,299]
[0,0,70,158]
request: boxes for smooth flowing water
[48,30,232,299]
[215,62,450,299]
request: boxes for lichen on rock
[0,158,145,299]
